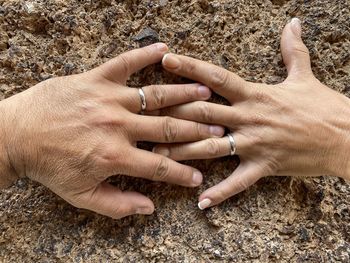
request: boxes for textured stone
[0,0,350,262]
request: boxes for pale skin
[0,43,225,219]
[154,18,350,209]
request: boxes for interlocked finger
[152,101,245,128]
[125,83,212,113]
[74,182,155,219]
[153,133,247,161]
[162,53,252,102]
[198,161,269,209]
[132,115,225,143]
[124,148,204,187]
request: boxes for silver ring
[138,88,147,114]
[227,133,236,156]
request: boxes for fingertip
[154,42,168,53]
[192,170,203,187]
[198,198,212,210]
[162,53,170,66]
[198,186,224,209]
[290,17,302,38]
[162,53,180,69]
[142,43,168,56]
[283,17,302,41]
[136,204,155,215]
[135,197,155,215]
[209,125,225,137]
[198,85,212,100]
[152,146,170,157]
[281,17,312,77]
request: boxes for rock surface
[0,0,349,262]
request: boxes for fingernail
[291,18,302,37]
[198,85,211,99]
[209,125,225,137]
[155,43,168,52]
[198,198,212,210]
[162,53,180,69]
[192,171,203,186]
[153,146,170,157]
[136,207,154,215]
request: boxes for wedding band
[138,88,147,114]
[227,133,236,156]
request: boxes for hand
[0,43,225,218]
[154,19,350,209]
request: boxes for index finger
[162,53,251,102]
[125,148,203,187]
[94,43,169,84]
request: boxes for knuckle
[236,176,250,192]
[197,102,213,122]
[248,112,266,125]
[99,118,124,128]
[253,133,264,147]
[117,54,131,76]
[112,205,126,219]
[214,188,229,203]
[153,157,170,181]
[178,166,190,184]
[95,146,124,170]
[206,139,221,157]
[253,89,272,104]
[291,44,310,56]
[99,150,120,164]
[243,131,265,150]
[163,117,179,142]
[264,162,277,176]
[184,85,195,99]
[183,59,196,75]
[210,68,229,88]
[195,123,206,139]
[151,86,166,108]
[141,47,153,57]
[90,111,126,129]
[78,99,99,114]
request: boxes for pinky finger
[197,161,268,210]
[153,133,248,161]
[75,182,154,219]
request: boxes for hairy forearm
[0,100,18,188]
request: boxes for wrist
[0,100,18,188]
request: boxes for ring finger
[150,101,245,128]
[132,115,225,143]
[125,83,212,113]
[153,132,249,161]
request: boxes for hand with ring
[154,18,350,209]
[0,43,225,219]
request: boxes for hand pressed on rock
[154,19,350,209]
[0,43,225,219]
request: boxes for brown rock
[0,0,349,262]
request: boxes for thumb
[76,182,155,219]
[281,18,313,79]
